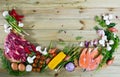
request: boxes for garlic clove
[26,65,32,72]
[102,35,107,41]
[79,42,84,47]
[93,39,98,47]
[2,11,9,17]
[99,40,105,45]
[97,30,105,36]
[90,41,93,47]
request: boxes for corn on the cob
[48,51,66,70]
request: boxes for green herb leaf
[95,16,100,22]
[107,23,116,28]
[75,36,82,40]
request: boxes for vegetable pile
[0,9,119,76]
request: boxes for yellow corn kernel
[48,51,66,70]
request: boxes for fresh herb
[107,23,116,28]
[75,36,82,40]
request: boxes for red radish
[107,58,114,65]
[108,28,118,32]
[64,56,71,61]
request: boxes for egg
[11,63,18,71]
[18,63,25,71]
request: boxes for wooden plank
[1,19,120,30]
[0,29,119,42]
[0,0,84,4]
[1,8,120,19]
[0,0,120,8]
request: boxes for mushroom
[108,14,113,20]
[26,65,32,72]
[106,43,112,51]
[109,40,114,45]
[105,20,111,25]
[2,11,9,17]
[4,27,12,33]
[36,46,48,55]
[113,32,117,38]
[27,55,36,64]
[18,22,24,27]
[106,46,112,51]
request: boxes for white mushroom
[113,32,117,38]
[108,14,113,20]
[36,46,48,55]
[26,65,32,72]
[27,55,36,64]
[103,15,109,20]
[4,24,9,29]
[4,27,12,33]
[106,46,112,51]
[106,43,112,51]
[105,20,111,25]
[2,11,9,17]
[18,22,24,27]
[36,46,41,51]
[109,40,114,45]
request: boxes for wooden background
[0,0,120,77]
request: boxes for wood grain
[0,0,120,77]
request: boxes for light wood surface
[0,0,120,77]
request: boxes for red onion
[65,62,75,72]
[84,41,90,48]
